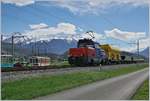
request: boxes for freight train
[1,39,145,69]
[68,38,145,66]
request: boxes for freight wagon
[100,44,121,64]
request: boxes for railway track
[1,60,145,72]
[1,63,147,83]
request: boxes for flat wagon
[100,44,121,64]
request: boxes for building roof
[29,56,50,59]
[1,54,12,57]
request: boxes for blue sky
[1,0,149,52]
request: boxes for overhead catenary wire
[23,5,100,32]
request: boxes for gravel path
[1,63,146,82]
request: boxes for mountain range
[2,39,77,59]
[138,47,149,58]
[22,39,77,55]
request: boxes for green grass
[2,63,148,100]
[132,79,149,100]
[49,61,72,68]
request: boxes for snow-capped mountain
[4,38,77,54]
[139,47,149,58]
[20,39,77,55]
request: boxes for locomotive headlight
[80,54,84,56]
[68,54,72,57]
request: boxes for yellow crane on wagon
[99,44,121,61]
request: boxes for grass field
[132,79,149,100]
[2,63,148,100]
[49,60,72,68]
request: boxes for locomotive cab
[78,39,95,48]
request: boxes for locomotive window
[78,39,94,48]
[86,45,94,48]
[94,44,100,48]
[79,43,85,47]
[79,43,94,48]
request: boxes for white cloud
[103,28,149,52]
[139,38,150,49]
[29,23,49,30]
[25,22,77,41]
[1,0,35,6]
[108,44,136,52]
[25,22,105,42]
[47,0,149,14]
[105,28,146,41]
[57,23,76,34]
[106,37,150,52]
[2,0,149,14]
[88,0,149,7]
[25,23,148,52]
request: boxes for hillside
[139,47,149,58]
[3,38,77,55]
[2,38,77,59]
[23,39,77,55]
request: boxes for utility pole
[1,34,3,42]
[1,35,3,55]
[32,45,34,56]
[11,32,25,58]
[1,34,3,48]
[45,47,47,56]
[128,39,140,57]
[41,40,49,56]
[37,45,39,56]
[34,36,37,56]
[137,40,139,57]
[12,35,14,57]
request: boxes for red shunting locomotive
[68,38,107,66]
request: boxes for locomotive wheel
[68,57,74,65]
[73,57,88,66]
[89,59,94,66]
[68,57,88,66]
[100,60,105,65]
